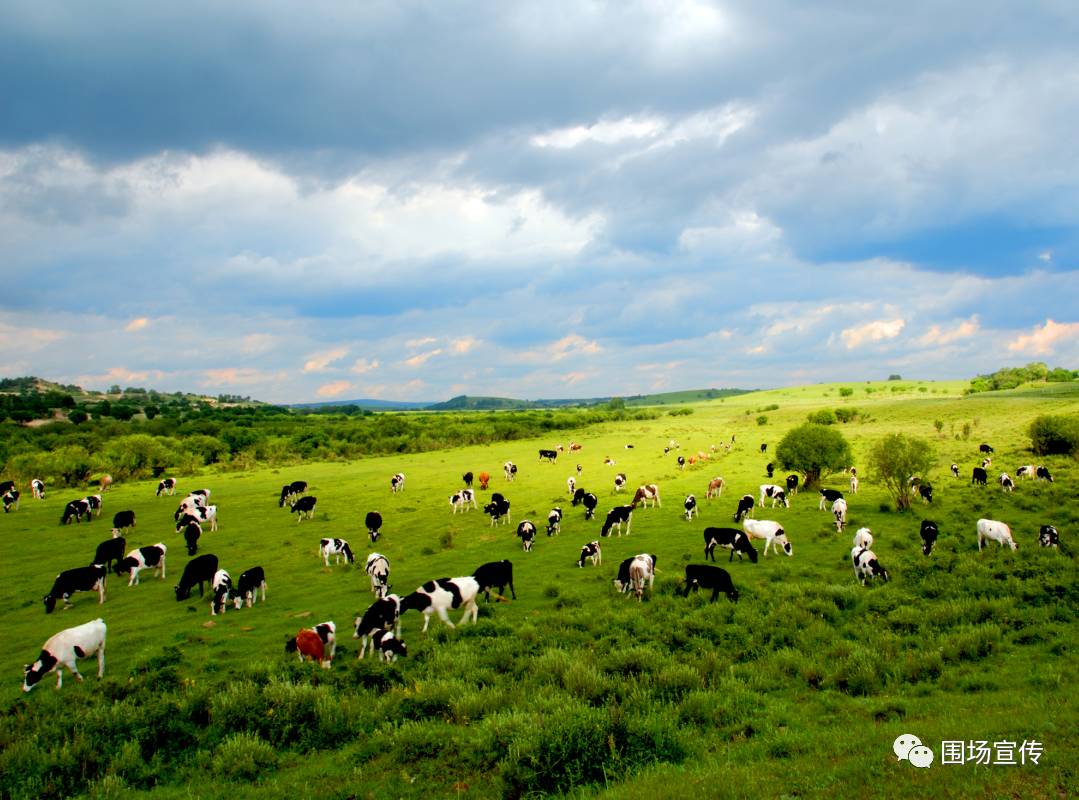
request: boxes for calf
[210,570,233,615]
[390,472,406,493]
[999,473,1014,493]
[354,595,403,657]
[504,461,517,481]
[950,463,959,478]
[174,553,219,600]
[682,564,739,603]
[1015,465,1035,480]
[706,476,726,499]
[785,474,799,495]
[449,489,477,513]
[601,506,634,537]
[472,560,516,601]
[182,520,202,556]
[971,467,988,486]
[852,527,873,550]
[293,496,317,521]
[400,577,481,633]
[539,449,558,462]
[119,544,167,585]
[567,476,576,496]
[31,478,45,499]
[704,527,758,563]
[365,511,383,542]
[478,471,490,490]
[733,494,754,523]
[1036,466,1054,482]
[832,498,848,532]
[577,541,601,568]
[759,484,789,509]
[516,520,537,551]
[156,478,177,497]
[614,473,627,493]
[742,519,792,556]
[111,510,136,536]
[44,565,107,613]
[1039,525,1059,548]
[976,518,1016,551]
[631,484,661,509]
[818,489,844,509]
[484,494,511,525]
[918,483,933,504]
[2,489,19,512]
[61,499,91,525]
[920,520,939,556]
[367,629,408,663]
[462,471,473,487]
[286,621,336,668]
[365,553,390,598]
[232,566,267,608]
[851,547,889,585]
[546,507,562,536]
[23,618,106,692]
[683,494,698,521]
[91,536,126,574]
[320,538,355,566]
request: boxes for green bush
[806,409,836,425]
[1028,414,1079,456]
[212,733,278,782]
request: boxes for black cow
[703,527,758,563]
[279,480,308,508]
[182,520,202,555]
[918,483,933,504]
[539,449,558,462]
[293,496,317,520]
[785,474,799,495]
[920,520,939,556]
[682,564,739,603]
[44,565,107,613]
[733,494,754,523]
[971,467,988,486]
[353,595,403,658]
[818,488,844,508]
[1036,466,1054,482]
[175,554,219,601]
[111,510,136,534]
[462,471,473,487]
[61,499,91,525]
[765,462,774,478]
[365,511,383,542]
[760,443,767,453]
[600,506,634,537]
[472,560,516,601]
[0,479,14,495]
[232,566,267,608]
[92,537,126,574]
[979,443,994,454]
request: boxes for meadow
[0,380,1075,799]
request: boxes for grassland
[0,380,1075,799]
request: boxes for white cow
[23,618,106,691]
[742,519,793,556]
[977,519,1016,551]
[832,498,848,532]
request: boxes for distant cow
[23,618,107,692]
[365,553,390,598]
[232,566,267,609]
[950,463,959,478]
[278,480,308,507]
[852,527,873,550]
[504,462,517,481]
[485,493,511,526]
[765,462,774,478]
[516,520,537,551]
[111,510,136,536]
[118,544,167,585]
[175,554,219,600]
[365,511,383,542]
[577,541,601,568]
[567,476,576,496]
[1039,525,1059,548]
[539,449,558,463]
[706,476,725,499]
[918,484,933,504]
[44,565,107,613]
[851,547,889,585]
[759,484,789,508]
[472,560,516,601]
[478,471,491,490]
[971,467,987,486]
[703,527,758,563]
[1036,466,1054,482]
[683,494,698,521]
[181,520,202,556]
[920,520,939,556]
[61,499,91,525]
[462,471,473,487]
[832,498,848,532]
[733,494,754,523]
[156,478,177,497]
[818,489,844,509]
[614,473,627,493]
[450,489,477,513]
[390,473,406,493]
[976,518,1016,551]
[546,507,562,536]
[320,538,355,566]
[785,474,799,495]
[293,496,317,521]
[999,473,1014,493]
[571,489,598,520]
[31,478,45,499]
[1016,465,1035,480]
[2,489,19,512]
[631,484,660,509]
[682,564,739,603]
[600,506,634,537]
[979,443,994,454]
[760,443,767,453]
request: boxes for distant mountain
[424,388,751,411]
[291,398,433,411]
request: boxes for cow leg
[55,669,63,689]
[710,586,720,603]
[97,642,106,677]
[438,607,456,629]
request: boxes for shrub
[867,433,934,510]
[807,409,836,425]
[839,387,854,397]
[756,415,768,426]
[1028,414,1079,456]
[212,733,278,782]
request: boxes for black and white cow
[365,511,383,543]
[118,544,167,585]
[971,467,988,486]
[450,489,477,513]
[173,496,203,521]
[785,474,799,495]
[759,484,789,509]
[601,505,634,537]
[546,507,562,536]
[2,489,19,512]
[174,554,219,601]
[44,565,107,613]
[365,553,390,598]
[852,527,874,551]
[1036,466,1054,482]
[733,494,754,523]
[61,499,91,525]
[156,477,177,497]
[111,510,136,536]
[851,547,889,585]
[473,560,516,601]
[614,554,656,600]
[353,595,403,657]
[982,457,992,469]
[22,618,106,692]
[950,463,960,478]
[516,520,537,551]
[979,443,994,454]
[918,483,933,504]
[504,461,517,481]
[210,570,233,615]
[567,476,576,496]
[999,473,1015,493]
[742,519,792,557]
[278,480,308,507]
[832,498,848,532]
[83,494,102,517]
[31,478,45,499]
[920,520,939,556]
[293,496,317,521]
[0,479,13,496]
[704,527,759,563]
[484,493,511,525]
[232,566,267,608]
[400,577,481,633]
[92,536,126,574]
[631,484,661,509]
[320,538,355,566]
[677,455,686,470]
[1015,465,1036,480]
[367,629,408,662]
[181,520,202,555]
[390,473,406,493]
[683,494,698,521]
[682,564,739,603]
[577,541,601,568]
[818,488,844,509]
[1039,525,1059,548]
[539,449,558,463]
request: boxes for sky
[1,0,1077,404]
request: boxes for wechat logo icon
[894,734,934,769]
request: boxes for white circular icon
[893,734,923,760]
[909,745,935,769]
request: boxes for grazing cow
[977,519,1016,551]
[818,489,844,509]
[570,490,598,520]
[365,553,390,598]
[32,478,45,499]
[539,449,558,463]
[278,480,308,508]
[400,577,481,633]
[81,494,102,517]
[971,467,988,486]
[567,476,576,496]
[43,565,107,613]
[742,519,792,556]
[462,471,474,488]
[703,527,758,563]
[765,462,774,479]
[759,484,789,509]
[118,544,167,585]
[484,493,511,525]
[182,520,202,556]
[682,564,739,603]
[286,621,336,668]
[354,595,403,657]
[232,566,267,608]
[706,476,726,499]
[188,489,210,504]
[23,618,107,692]
[450,489,477,513]
[604,456,616,466]
[61,499,91,525]
[390,473,406,493]
[920,520,939,556]
[982,457,992,469]
[785,474,799,495]
[733,494,754,523]
[98,475,113,492]
[999,473,1015,493]
[850,475,859,494]
[156,478,177,497]
[852,527,873,550]
[614,472,627,493]
[950,463,959,478]
[1039,525,1059,548]
[1036,466,1054,482]
[577,541,601,568]
[110,510,136,537]
[683,494,698,521]
[365,511,383,542]
[631,484,661,509]
[472,560,516,601]
[851,547,889,585]
[516,520,537,551]
[92,536,126,574]
[600,506,634,537]
[174,554,219,601]
[916,483,933,504]
[980,443,994,454]
[569,442,582,452]
[1016,465,1036,480]
[832,498,848,532]
[677,455,686,470]
[478,471,491,490]
[367,629,408,663]
[293,496,318,521]
[320,538,355,566]
[504,462,517,481]
[190,504,219,532]
[613,554,656,600]
[546,507,562,536]
[2,489,19,512]
[760,443,767,453]
[210,570,233,615]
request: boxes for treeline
[0,404,661,487]
[967,362,1078,394]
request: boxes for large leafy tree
[775,423,852,489]
[868,433,935,510]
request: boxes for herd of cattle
[7,436,1064,691]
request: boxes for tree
[867,433,934,511]
[775,423,852,489]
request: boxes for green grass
[0,382,1075,799]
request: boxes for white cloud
[316,380,352,398]
[404,349,443,367]
[350,357,380,374]
[406,337,438,348]
[916,316,979,346]
[450,336,481,354]
[521,334,602,364]
[1007,319,1079,355]
[303,347,348,373]
[840,318,905,349]
[125,317,149,332]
